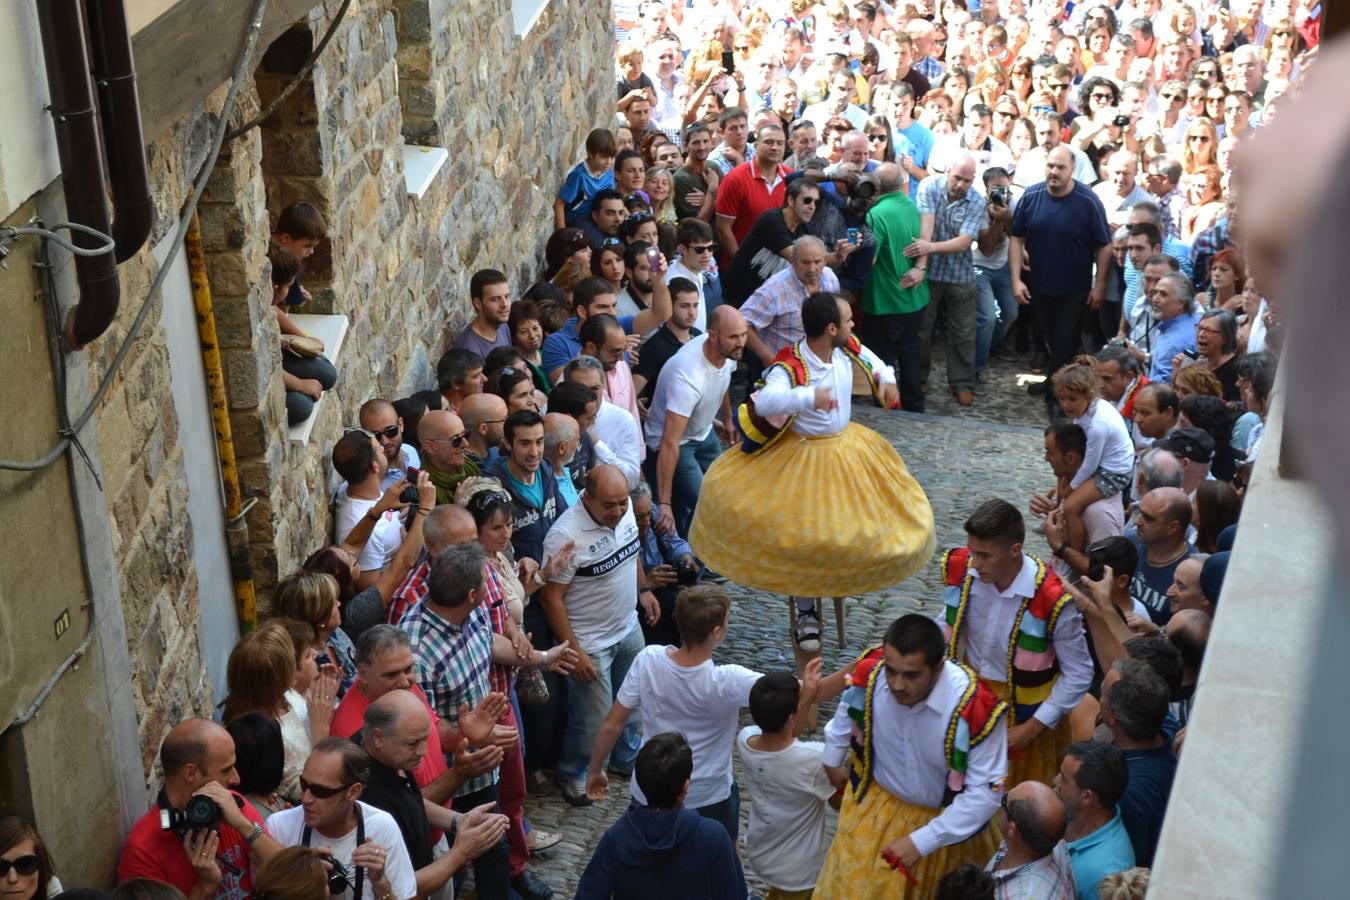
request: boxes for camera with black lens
[988,186,1010,206]
[320,855,353,895]
[159,795,222,834]
[845,172,882,216]
[675,558,701,587]
[1112,114,1130,127]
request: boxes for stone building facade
[0,0,611,884]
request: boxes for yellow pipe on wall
[184,210,257,630]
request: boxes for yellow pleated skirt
[983,678,1075,787]
[688,423,936,598]
[813,786,1003,899]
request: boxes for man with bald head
[542,464,661,805]
[1165,608,1210,729]
[645,306,748,537]
[742,235,841,366]
[118,719,281,899]
[359,689,515,898]
[1012,144,1112,411]
[360,398,421,490]
[543,412,582,506]
[909,153,987,406]
[1093,150,1150,229]
[986,780,1074,897]
[460,392,508,469]
[388,504,478,624]
[1130,487,1194,628]
[419,409,478,504]
[863,161,931,411]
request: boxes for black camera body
[320,854,353,895]
[845,173,882,216]
[399,466,420,505]
[1113,115,1130,127]
[160,795,222,834]
[988,185,1010,206]
[675,558,701,587]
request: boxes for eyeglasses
[1206,95,1226,103]
[995,108,1018,117]
[690,244,716,254]
[1090,92,1114,102]
[799,196,818,205]
[299,777,353,799]
[1048,82,1071,92]
[425,433,469,448]
[1000,793,1012,818]
[1160,93,1183,103]
[0,856,40,878]
[370,425,401,441]
[868,133,888,143]
[1187,135,1211,143]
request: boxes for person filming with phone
[118,719,283,900]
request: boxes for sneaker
[510,870,555,900]
[794,604,822,653]
[557,777,593,807]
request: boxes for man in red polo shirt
[715,124,792,258]
[118,719,281,900]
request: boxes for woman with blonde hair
[1181,117,1220,173]
[1180,165,1226,242]
[253,847,330,900]
[1098,866,1149,899]
[644,167,677,227]
[1171,362,1223,401]
[973,58,1009,108]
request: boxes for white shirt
[265,802,417,900]
[664,259,710,332]
[1013,144,1097,189]
[616,646,760,808]
[737,728,837,891]
[644,334,734,450]
[822,661,1007,858]
[334,486,405,571]
[379,444,421,492]
[753,340,895,437]
[1093,182,1152,227]
[592,400,643,489]
[1071,399,1136,490]
[929,135,1014,183]
[278,689,313,803]
[953,555,1093,729]
[1247,298,1269,354]
[542,499,641,652]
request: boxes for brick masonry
[89,0,612,781]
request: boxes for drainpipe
[35,0,120,351]
[185,211,258,631]
[84,0,153,263]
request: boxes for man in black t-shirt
[718,178,820,308]
[360,690,521,897]
[1130,487,1193,627]
[634,277,703,403]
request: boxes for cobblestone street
[512,347,1056,898]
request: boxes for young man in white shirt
[332,431,406,588]
[540,465,662,806]
[265,740,418,900]
[583,586,763,839]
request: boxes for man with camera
[630,481,697,646]
[974,167,1017,374]
[265,738,417,900]
[118,719,282,900]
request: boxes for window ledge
[286,313,349,446]
[511,0,550,36]
[403,145,448,199]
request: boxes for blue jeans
[975,263,1017,372]
[697,780,741,842]
[644,430,722,539]
[557,622,645,786]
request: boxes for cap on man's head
[1200,551,1229,604]
[1157,427,1214,464]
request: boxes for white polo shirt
[543,498,641,653]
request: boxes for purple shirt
[453,322,511,359]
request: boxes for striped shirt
[741,265,841,357]
[400,601,497,796]
[987,841,1077,900]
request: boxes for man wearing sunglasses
[264,739,416,900]
[119,719,282,900]
[419,410,479,506]
[360,399,421,491]
[720,178,822,309]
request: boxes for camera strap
[304,804,366,899]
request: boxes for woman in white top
[1051,356,1136,554]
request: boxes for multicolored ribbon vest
[941,547,1073,725]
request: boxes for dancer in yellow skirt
[815,615,1008,899]
[939,499,1093,787]
[689,291,936,652]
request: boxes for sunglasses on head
[0,856,39,878]
[299,777,353,799]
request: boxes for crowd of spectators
[11,1,1317,899]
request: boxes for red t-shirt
[117,792,263,899]
[715,161,793,245]
[331,683,449,840]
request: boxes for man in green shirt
[863,162,930,411]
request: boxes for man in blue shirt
[1054,741,1136,900]
[540,276,671,381]
[1146,274,1199,383]
[890,82,933,197]
[1011,146,1112,410]
[1100,659,1176,868]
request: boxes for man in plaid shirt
[985,781,1077,899]
[909,155,988,408]
[401,541,521,899]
